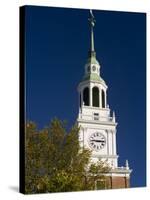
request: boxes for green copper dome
[82,73,105,83]
[86,54,99,65]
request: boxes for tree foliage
[25,119,110,194]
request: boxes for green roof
[86,55,99,65]
[82,73,105,83]
[82,51,105,84]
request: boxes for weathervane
[89,9,96,27]
[88,9,96,53]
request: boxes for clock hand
[90,139,104,143]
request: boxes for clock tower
[77,10,132,189]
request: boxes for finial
[79,107,81,113]
[89,10,95,27]
[88,10,96,54]
[113,111,115,117]
[125,160,129,169]
[112,111,116,122]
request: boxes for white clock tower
[77,10,132,188]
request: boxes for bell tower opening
[102,89,105,108]
[92,87,99,107]
[83,87,89,106]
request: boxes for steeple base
[95,168,132,189]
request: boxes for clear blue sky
[25,6,146,188]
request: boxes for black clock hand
[90,139,104,143]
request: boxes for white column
[90,86,92,106]
[106,130,109,155]
[99,88,102,108]
[112,130,114,155]
[105,90,107,108]
[108,131,113,155]
[113,130,117,155]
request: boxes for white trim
[112,130,114,155]
[107,130,109,155]
[77,118,118,126]
[92,154,119,159]
[81,105,110,111]
[104,173,131,178]
[78,79,108,90]
[78,125,116,130]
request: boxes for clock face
[92,65,96,72]
[88,132,106,151]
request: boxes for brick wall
[105,176,130,189]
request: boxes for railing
[78,114,113,122]
[116,167,128,170]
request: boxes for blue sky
[25,6,146,188]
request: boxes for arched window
[102,90,105,108]
[83,87,89,106]
[92,87,99,107]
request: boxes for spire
[82,9,103,82]
[88,10,96,57]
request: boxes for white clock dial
[88,132,106,151]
